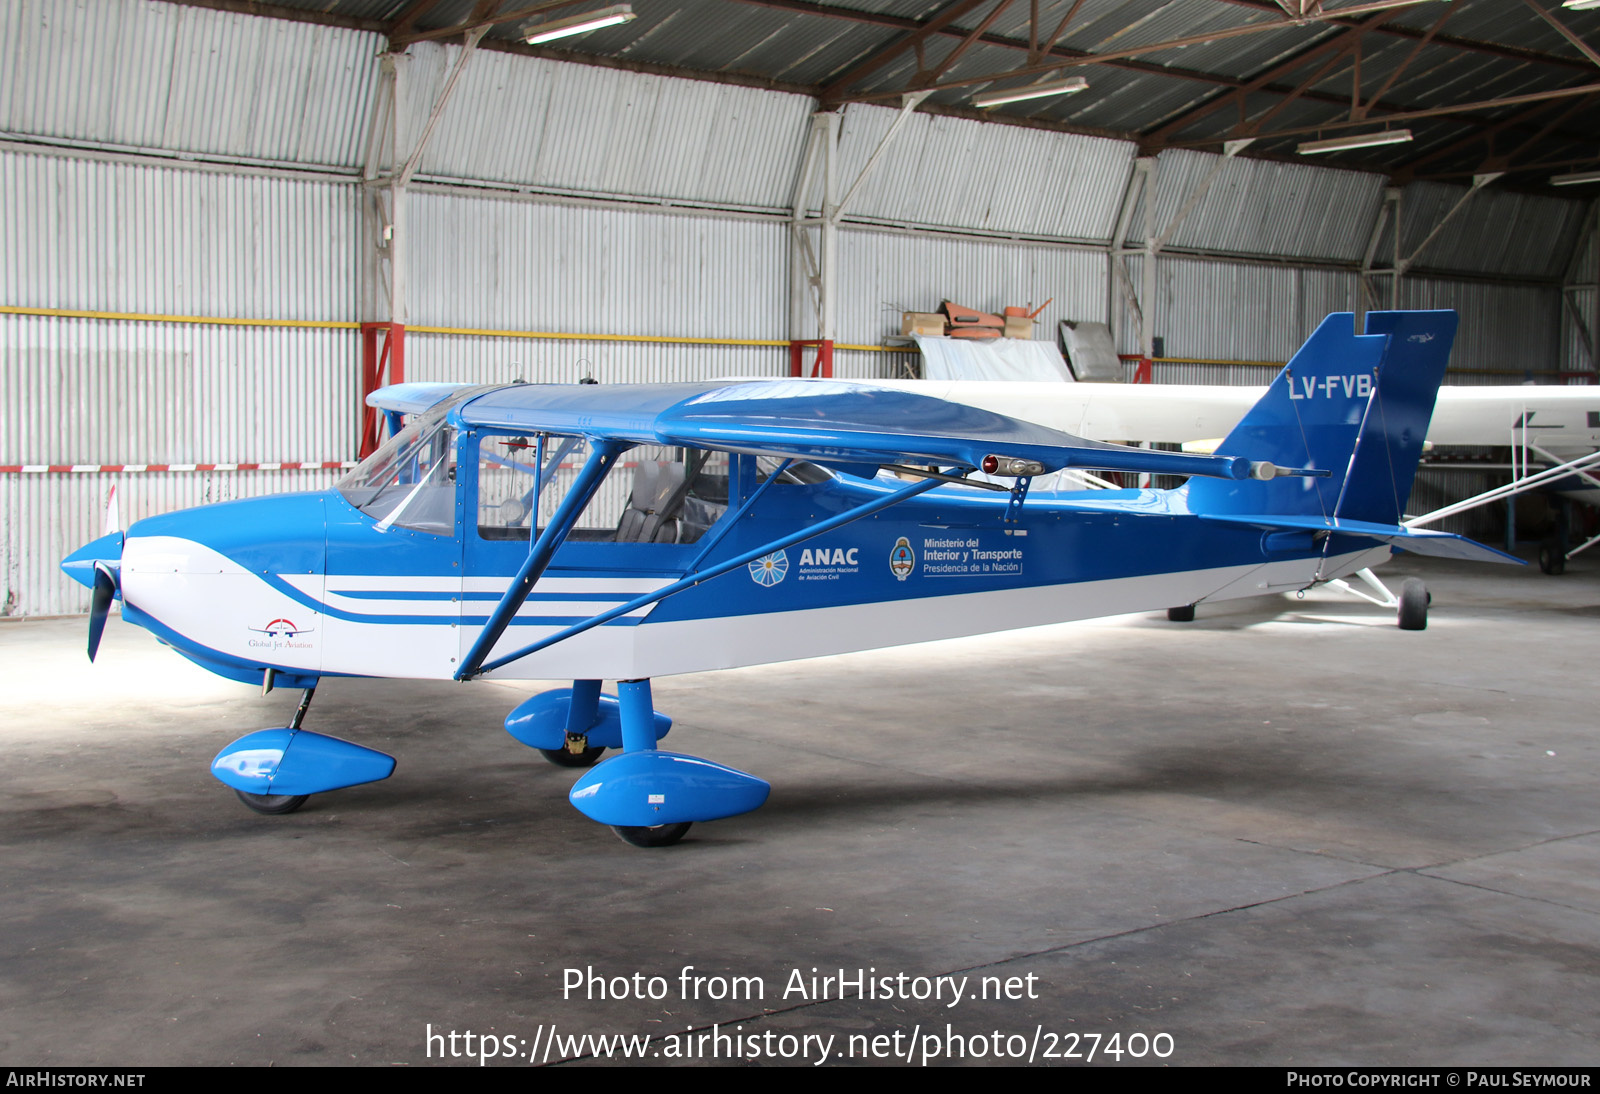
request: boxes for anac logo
[748,551,789,587]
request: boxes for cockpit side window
[474,435,733,544]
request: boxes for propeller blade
[87,562,116,662]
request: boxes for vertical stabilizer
[1186,311,1457,525]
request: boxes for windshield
[338,391,480,534]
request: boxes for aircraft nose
[61,531,125,590]
[62,531,125,662]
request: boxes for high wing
[365,381,482,415]
[388,380,1264,482]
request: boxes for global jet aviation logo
[252,618,310,638]
[247,617,316,650]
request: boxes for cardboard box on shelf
[901,312,947,337]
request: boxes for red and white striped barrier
[0,461,357,474]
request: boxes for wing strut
[457,441,625,680]
[461,470,950,679]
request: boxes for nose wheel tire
[235,789,310,815]
[612,822,692,847]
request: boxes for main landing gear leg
[610,680,692,848]
[565,677,771,848]
[538,678,607,768]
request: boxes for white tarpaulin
[914,335,1074,382]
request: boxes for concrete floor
[3,553,1598,1067]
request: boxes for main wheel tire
[612,822,692,848]
[1167,605,1196,622]
[235,789,309,815]
[1397,578,1428,631]
[1539,539,1566,576]
[539,745,606,768]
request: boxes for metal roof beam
[1141,9,1405,148]
[1391,96,1564,179]
[1392,92,1598,181]
[1501,93,1600,164]
[817,0,993,104]
[922,0,1018,87]
[1030,0,1088,65]
[825,0,1443,107]
[1212,0,1597,72]
[390,0,582,48]
[1353,0,1461,121]
[1173,80,1600,151]
[1521,0,1600,71]
[746,0,1420,107]
[388,0,447,50]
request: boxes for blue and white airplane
[61,311,1515,846]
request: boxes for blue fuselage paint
[94,467,1362,687]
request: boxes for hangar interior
[4,0,1600,1068]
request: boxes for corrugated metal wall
[404,189,792,385]
[3,0,1592,615]
[1118,255,1360,365]
[1561,212,1597,376]
[833,228,1107,377]
[3,469,342,617]
[1396,276,1562,377]
[0,149,357,317]
[1138,149,1386,263]
[816,102,1134,242]
[412,45,811,211]
[1116,253,1563,382]
[1,141,361,615]
[407,191,786,338]
[1391,182,1587,282]
[1,0,377,168]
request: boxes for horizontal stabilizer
[1198,512,1523,565]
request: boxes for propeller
[87,562,117,662]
